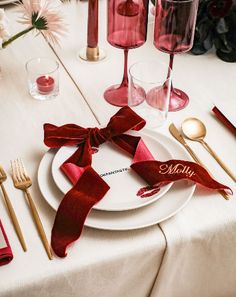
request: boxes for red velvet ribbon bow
[44,107,154,257]
[44,107,232,258]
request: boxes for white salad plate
[51,131,173,211]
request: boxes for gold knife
[169,123,229,200]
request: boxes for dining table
[0,1,236,297]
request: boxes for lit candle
[36,75,55,94]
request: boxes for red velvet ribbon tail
[131,160,232,195]
[51,167,110,257]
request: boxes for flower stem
[2,26,34,48]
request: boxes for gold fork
[0,165,27,251]
[11,159,53,260]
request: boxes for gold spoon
[181,117,236,183]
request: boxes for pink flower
[18,0,67,44]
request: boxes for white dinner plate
[37,130,196,231]
[51,131,173,211]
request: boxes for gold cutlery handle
[184,145,230,200]
[184,144,202,164]
[25,189,53,260]
[169,123,230,200]
[1,184,27,251]
[201,140,236,183]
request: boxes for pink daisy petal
[17,0,66,44]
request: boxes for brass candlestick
[79,0,106,61]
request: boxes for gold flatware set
[169,118,235,200]
[0,159,52,260]
[181,118,236,183]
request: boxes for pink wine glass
[104,0,149,106]
[154,0,199,111]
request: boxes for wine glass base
[104,84,129,106]
[169,88,189,112]
[104,84,145,107]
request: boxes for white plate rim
[37,130,196,231]
[51,130,174,211]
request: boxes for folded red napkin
[212,106,236,136]
[0,220,13,266]
[44,106,232,258]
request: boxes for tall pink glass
[154,0,199,111]
[104,0,149,106]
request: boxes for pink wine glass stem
[120,49,129,88]
[168,53,174,91]
[169,54,174,71]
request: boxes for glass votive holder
[25,57,59,100]
[129,60,172,128]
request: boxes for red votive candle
[36,75,55,94]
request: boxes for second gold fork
[11,159,53,260]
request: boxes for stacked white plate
[38,130,196,230]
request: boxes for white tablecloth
[1,2,236,297]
